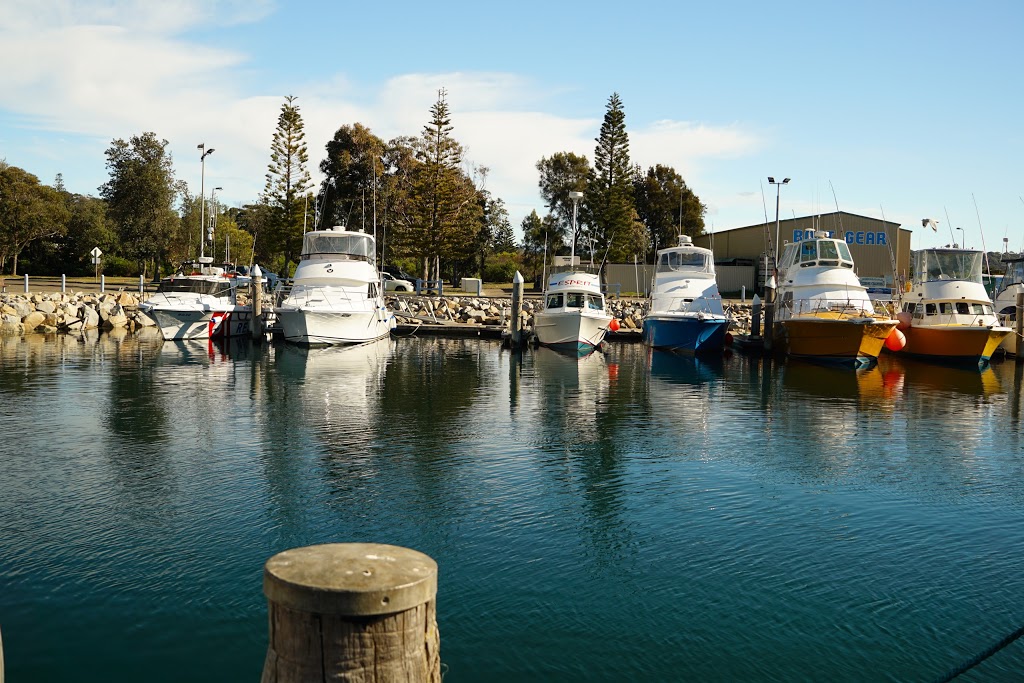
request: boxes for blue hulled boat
[641,235,730,354]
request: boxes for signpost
[91,247,102,281]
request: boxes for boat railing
[781,296,897,320]
[273,281,373,310]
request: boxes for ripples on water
[2,330,1023,681]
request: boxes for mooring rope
[933,623,1024,682]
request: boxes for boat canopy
[300,228,375,263]
[779,238,854,272]
[656,249,711,274]
[998,257,1024,292]
[158,277,233,297]
[912,249,983,284]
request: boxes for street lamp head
[783,178,791,184]
[569,191,584,201]
[214,186,222,191]
[767,176,774,183]
[198,143,204,150]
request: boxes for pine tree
[633,164,706,260]
[395,89,481,281]
[264,95,311,275]
[587,93,639,262]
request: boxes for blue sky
[2,0,1022,253]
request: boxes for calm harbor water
[2,330,1023,682]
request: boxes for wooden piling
[510,270,524,348]
[763,286,775,354]
[252,266,264,342]
[1016,292,1023,362]
[750,294,762,339]
[261,543,440,683]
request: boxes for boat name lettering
[556,279,592,286]
[792,230,887,246]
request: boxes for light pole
[569,191,584,267]
[211,186,222,262]
[198,143,215,261]
[768,177,790,272]
[956,227,965,249]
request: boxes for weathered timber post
[261,543,440,683]
[750,293,762,340]
[510,270,524,347]
[1016,292,1023,362]
[763,286,775,354]
[251,265,264,342]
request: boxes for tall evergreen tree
[394,89,481,282]
[264,95,312,275]
[536,152,590,256]
[633,164,706,260]
[99,132,178,277]
[586,93,640,263]
[319,122,385,232]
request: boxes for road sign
[90,247,102,258]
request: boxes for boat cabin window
[939,302,952,314]
[972,303,988,314]
[546,293,564,309]
[157,278,232,297]
[586,294,604,310]
[912,303,924,319]
[657,250,708,273]
[566,293,585,308]
[800,241,817,263]
[301,231,375,263]
[914,249,983,283]
[925,303,937,315]
[956,302,970,314]
[817,240,840,266]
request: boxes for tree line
[0,91,706,284]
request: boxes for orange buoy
[884,328,906,351]
[896,311,912,331]
[609,319,620,332]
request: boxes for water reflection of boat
[876,354,1003,397]
[529,346,610,435]
[780,359,895,405]
[647,348,724,385]
[274,337,392,390]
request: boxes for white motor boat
[139,257,252,340]
[533,269,614,353]
[993,254,1024,356]
[641,235,730,353]
[274,226,395,345]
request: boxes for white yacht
[139,257,252,340]
[993,254,1024,356]
[274,227,395,345]
[641,235,729,353]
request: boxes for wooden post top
[264,543,437,617]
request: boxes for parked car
[381,272,414,292]
[383,265,418,283]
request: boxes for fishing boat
[139,257,253,340]
[773,231,900,366]
[274,226,394,345]
[641,235,730,353]
[532,268,615,353]
[896,246,1010,364]
[992,254,1024,356]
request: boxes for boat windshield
[657,250,709,273]
[797,239,853,267]
[157,278,233,297]
[999,259,1024,291]
[913,249,983,283]
[301,231,375,263]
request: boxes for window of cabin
[925,303,937,315]
[586,294,603,310]
[939,302,953,314]
[566,293,585,308]
[546,293,563,309]
[956,302,970,314]
[800,241,817,263]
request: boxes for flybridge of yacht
[300,228,376,263]
[779,236,855,272]
[156,278,234,297]
[913,249,984,284]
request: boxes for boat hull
[776,316,897,367]
[533,310,611,352]
[900,325,1011,364]
[642,314,729,354]
[145,307,252,341]
[276,308,394,345]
